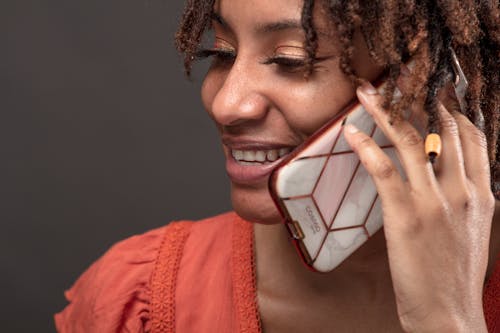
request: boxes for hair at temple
[175,0,500,199]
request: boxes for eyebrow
[257,20,302,34]
[212,12,303,35]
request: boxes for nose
[209,58,269,126]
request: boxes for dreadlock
[175,0,500,199]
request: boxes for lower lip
[225,153,286,185]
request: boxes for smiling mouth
[231,147,293,165]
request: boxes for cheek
[273,75,356,136]
[201,65,359,138]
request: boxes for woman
[55,0,500,332]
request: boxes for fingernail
[359,81,378,95]
[344,124,359,134]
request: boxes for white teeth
[255,151,266,162]
[243,150,255,161]
[231,148,292,164]
[232,150,244,160]
[279,148,291,157]
[266,149,279,161]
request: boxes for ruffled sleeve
[54,225,168,333]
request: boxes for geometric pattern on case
[333,103,377,153]
[276,156,329,198]
[298,122,341,158]
[277,109,404,271]
[314,226,369,272]
[313,153,361,228]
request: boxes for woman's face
[201,0,382,224]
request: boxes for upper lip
[221,135,299,150]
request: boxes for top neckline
[230,214,500,332]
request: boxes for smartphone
[268,80,414,273]
[269,52,468,273]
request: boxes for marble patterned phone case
[269,83,410,273]
[269,52,467,273]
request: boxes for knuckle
[440,115,459,136]
[402,217,425,236]
[452,186,495,216]
[356,135,373,150]
[399,128,423,147]
[441,181,473,211]
[457,114,488,149]
[429,203,452,223]
[479,189,496,211]
[374,159,397,179]
[456,191,474,210]
[471,128,488,150]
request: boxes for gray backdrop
[2,1,231,331]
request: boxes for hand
[343,81,495,332]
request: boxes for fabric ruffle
[54,226,167,333]
[55,213,500,332]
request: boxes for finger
[343,123,407,205]
[432,102,468,186]
[396,73,467,189]
[356,82,437,191]
[437,82,461,113]
[453,111,491,189]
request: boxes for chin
[230,182,283,225]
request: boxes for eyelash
[194,48,314,73]
[195,49,236,64]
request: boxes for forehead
[214,0,303,23]
[213,0,333,38]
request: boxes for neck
[255,200,500,299]
[254,221,393,301]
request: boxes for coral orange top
[55,212,500,333]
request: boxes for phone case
[269,52,467,273]
[269,83,415,273]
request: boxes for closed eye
[261,56,308,72]
[262,55,334,73]
[195,49,334,74]
[194,48,236,65]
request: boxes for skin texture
[202,0,382,224]
[200,0,499,331]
